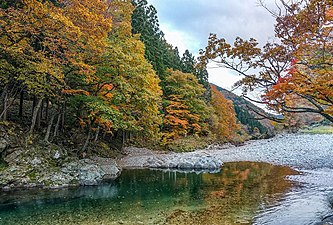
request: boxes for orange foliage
[210,85,241,142]
[163,95,201,141]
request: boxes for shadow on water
[0,161,329,225]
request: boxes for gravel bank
[119,134,333,170]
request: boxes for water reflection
[0,162,300,225]
[164,162,299,225]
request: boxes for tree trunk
[122,130,125,146]
[82,128,91,152]
[44,113,55,142]
[0,86,8,121]
[19,90,24,118]
[40,99,44,121]
[61,103,65,133]
[53,110,61,137]
[32,95,36,116]
[36,100,42,129]
[45,98,49,121]
[94,126,100,142]
[29,98,43,134]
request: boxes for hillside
[212,84,275,137]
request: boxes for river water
[0,134,333,225]
[0,162,332,225]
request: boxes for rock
[91,157,121,180]
[53,151,61,159]
[31,157,42,166]
[0,138,8,154]
[60,157,121,186]
[178,160,194,169]
[79,164,105,186]
[141,154,223,172]
[4,149,24,165]
[100,164,120,180]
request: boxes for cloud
[160,23,201,55]
[146,0,277,90]
[148,0,276,51]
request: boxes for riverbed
[0,134,332,224]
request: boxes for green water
[0,162,299,225]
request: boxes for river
[0,134,332,225]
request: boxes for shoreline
[119,133,333,171]
[1,133,333,190]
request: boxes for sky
[147,0,278,92]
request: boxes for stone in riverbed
[145,154,223,171]
[177,160,194,169]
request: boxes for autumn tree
[180,49,211,100]
[0,0,80,131]
[0,0,114,139]
[210,85,241,142]
[65,0,162,150]
[199,0,333,122]
[162,69,211,142]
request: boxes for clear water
[0,162,331,225]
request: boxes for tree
[65,0,162,149]
[104,0,163,141]
[181,50,196,74]
[162,69,211,142]
[199,0,333,122]
[0,0,113,135]
[0,0,79,127]
[210,85,241,142]
[131,0,182,82]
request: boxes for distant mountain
[212,84,275,137]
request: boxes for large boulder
[61,157,121,186]
[143,154,223,172]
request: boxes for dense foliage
[0,0,244,154]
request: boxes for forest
[0,0,332,157]
[0,0,244,156]
[0,1,332,223]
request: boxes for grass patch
[301,126,333,134]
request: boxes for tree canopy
[199,0,333,122]
[0,0,247,153]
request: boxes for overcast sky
[147,0,278,91]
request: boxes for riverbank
[120,133,333,170]
[1,133,333,224]
[1,133,332,190]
